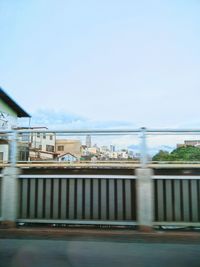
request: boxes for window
[46,145,54,152]
[18,146,29,161]
[49,135,53,140]
[37,132,40,138]
[21,133,29,141]
[0,152,3,162]
[43,133,46,139]
[57,145,64,151]
[39,145,42,150]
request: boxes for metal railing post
[10,130,17,167]
[137,127,154,231]
[140,127,148,168]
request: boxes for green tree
[170,146,200,161]
[152,146,200,161]
[152,150,171,161]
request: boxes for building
[0,88,30,129]
[29,128,56,160]
[87,146,100,156]
[86,135,91,148]
[177,140,200,148]
[185,140,200,147]
[56,139,82,159]
[17,127,57,161]
[100,146,109,153]
[0,88,30,162]
[110,145,115,152]
[58,153,77,162]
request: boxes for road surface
[0,238,199,267]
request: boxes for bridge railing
[1,128,200,230]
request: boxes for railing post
[1,131,20,228]
[140,127,148,168]
[136,128,154,231]
[136,168,154,231]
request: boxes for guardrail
[1,172,200,227]
[1,128,200,229]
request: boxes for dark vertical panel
[93,179,99,219]
[125,180,132,220]
[122,179,126,220]
[18,179,22,218]
[85,179,91,219]
[58,179,62,219]
[106,179,109,220]
[45,179,51,219]
[66,179,70,219]
[27,179,31,218]
[30,179,36,219]
[191,180,198,222]
[50,179,54,218]
[163,180,167,221]
[37,179,44,219]
[42,179,46,218]
[74,179,77,219]
[101,179,107,220]
[114,179,118,220]
[21,179,28,218]
[108,179,115,220]
[165,180,173,221]
[90,179,93,219]
[77,179,83,219]
[60,179,67,219]
[174,180,181,221]
[182,180,190,222]
[154,180,158,221]
[69,179,75,219]
[98,179,101,219]
[117,179,123,220]
[52,179,59,219]
[82,179,85,219]
[131,179,136,220]
[34,179,38,218]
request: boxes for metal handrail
[2,128,200,134]
[2,127,200,168]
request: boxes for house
[0,88,30,162]
[0,87,30,129]
[58,152,77,163]
[56,139,82,159]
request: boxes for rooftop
[0,87,30,118]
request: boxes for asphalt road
[0,239,199,267]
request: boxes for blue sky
[1,0,200,130]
